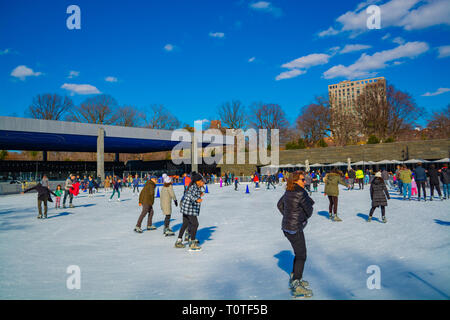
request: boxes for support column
[42,151,47,162]
[191,133,198,173]
[115,152,120,162]
[97,128,105,182]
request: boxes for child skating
[54,184,63,209]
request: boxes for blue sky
[0,0,449,127]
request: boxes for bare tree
[427,104,450,139]
[115,106,142,127]
[296,97,331,146]
[143,105,181,130]
[217,100,247,129]
[354,82,389,139]
[249,102,290,145]
[67,94,119,124]
[28,93,73,120]
[329,108,360,146]
[386,85,423,139]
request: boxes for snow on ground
[0,182,449,300]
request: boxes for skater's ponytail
[286,171,305,191]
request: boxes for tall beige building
[328,77,386,113]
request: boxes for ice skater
[134,175,158,233]
[367,172,390,223]
[22,182,57,219]
[160,175,178,236]
[54,184,63,209]
[324,168,349,222]
[234,177,240,190]
[175,173,205,251]
[109,178,121,202]
[62,174,76,208]
[132,174,140,194]
[277,171,314,298]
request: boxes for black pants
[430,183,442,197]
[284,231,307,281]
[88,187,93,194]
[136,205,154,228]
[63,190,73,205]
[369,205,385,217]
[178,214,199,240]
[416,181,427,198]
[358,179,364,190]
[328,196,338,215]
[164,215,171,228]
[133,185,139,193]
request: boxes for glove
[174,200,178,207]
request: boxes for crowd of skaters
[18,161,449,298]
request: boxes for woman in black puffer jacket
[277,171,315,298]
[368,172,390,223]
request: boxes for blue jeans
[442,184,450,198]
[402,183,411,199]
[398,181,403,194]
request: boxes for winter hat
[191,172,205,183]
[375,172,382,178]
[164,175,172,184]
[162,173,168,179]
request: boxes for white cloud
[164,44,175,51]
[318,26,339,37]
[10,65,42,80]
[437,45,450,58]
[105,76,118,82]
[392,37,405,45]
[275,69,306,81]
[276,53,330,81]
[381,33,391,40]
[400,0,450,30]
[209,32,225,38]
[323,41,429,79]
[61,83,101,95]
[318,0,450,37]
[422,88,450,97]
[248,57,256,62]
[249,1,283,17]
[68,70,80,79]
[340,44,372,54]
[281,53,331,69]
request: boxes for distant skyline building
[328,77,386,113]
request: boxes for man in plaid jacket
[175,172,205,250]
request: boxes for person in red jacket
[253,174,260,189]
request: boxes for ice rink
[0,182,449,300]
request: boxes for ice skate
[134,227,143,233]
[164,227,175,237]
[367,216,372,222]
[189,239,202,251]
[382,217,387,223]
[147,225,157,231]
[117,198,121,202]
[289,273,309,288]
[291,279,313,298]
[184,233,191,242]
[69,204,74,208]
[37,214,42,219]
[174,238,185,248]
[333,215,342,222]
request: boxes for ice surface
[0,183,449,299]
